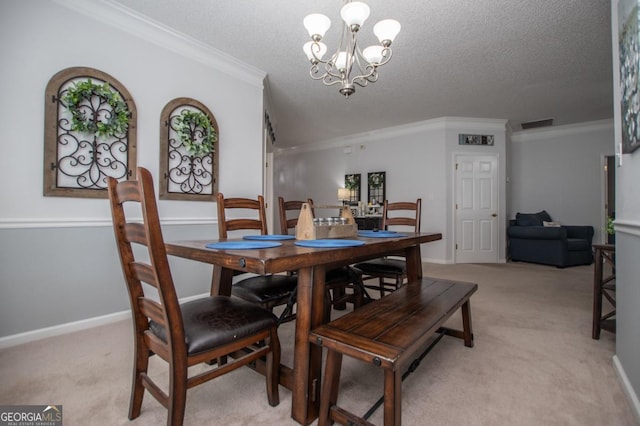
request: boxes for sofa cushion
[516,213,543,226]
[567,238,591,251]
[537,210,553,223]
[515,210,553,226]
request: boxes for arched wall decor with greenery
[367,171,386,205]
[44,67,137,198]
[159,98,219,201]
[345,173,361,203]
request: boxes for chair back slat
[108,168,186,355]
[217,193,268,238]
[124,223,148,246]
[382,199,422,232]
[138,298,165,325]
[132,262,160,289]
[278,197,305,234]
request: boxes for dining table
[165,231,442,425]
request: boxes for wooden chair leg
[319,349,343,426]
[168,363,188,426]
[378,277,386,298]
[266,327,281,407]
[128,341,149,420]
[383,369,401,426]
[461,300,474,348]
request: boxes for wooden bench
[309,277,478,426]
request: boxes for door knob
[491,213,497,217]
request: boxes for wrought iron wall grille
[44,67,137,198]
[345,173,361,203]
[367,171,386,205]
[160,98,219,201]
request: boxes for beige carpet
[1,262,636,425]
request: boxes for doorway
[605,155,616,244]
[454,153,500,263]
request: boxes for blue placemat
[243,234,296,241]
[206,241,282,250]
[294,239,366,248]
[358,230,407,238]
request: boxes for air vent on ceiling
[520,118,554,130]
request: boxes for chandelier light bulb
[303,13,331,40]
[340,2,370,28]
[335,52,350,72]
[362,45,384,65]
[303,41,327,62]
[373,19,401,46]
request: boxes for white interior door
[455,154,499,263]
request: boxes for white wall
[0,1,265,338]
[510,120,615,243]
[610,0,640,419]
[273,117,508,264]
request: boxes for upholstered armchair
[507,210,594,268]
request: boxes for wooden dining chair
[108,168,280,426]
[279,197,368,319]
[354,199,422,298]
[217,193,298,323]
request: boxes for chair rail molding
[0,217,217,230]
[612,219,640,237]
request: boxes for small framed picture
[459,134,494,146]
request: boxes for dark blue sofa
[507,210,594,268]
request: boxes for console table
[592,244,616,339]
[355,215,382,230]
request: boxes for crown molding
[511,119,614,143]
[275,116,507,156]
[52,0,266,88]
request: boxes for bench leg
[383,369,401,426]
[461,300,474,348]
[319,349,343,426]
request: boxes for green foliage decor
[63,79,129,138]
[607,216,615,235]
[175,109,217,156]
[345,174,359,190]
[368,172,383,188]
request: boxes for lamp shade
[373,19,401,44]
[340,2,370,27]
[335,51,349,71]
[363,45,384,65]
[303,41,327,61]
[303,13,331,39]
[338,188,350,201]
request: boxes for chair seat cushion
[150,296,277,355]
[355,258,406,275]
[232,274,298,305]
[567,238,591,251]
[325,266,362,284]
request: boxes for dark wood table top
[165,232,443,275]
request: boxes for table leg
[404,244,423,282]
[210,266,235,296]
[292,265,326,425]
[592,247,603,340]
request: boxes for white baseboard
[0,310,131,349]
[0,293,208,350]
[613,355,640,424]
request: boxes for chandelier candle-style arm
[302,0,400,98]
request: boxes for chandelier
[302,1,400,98]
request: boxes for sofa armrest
[564,225,594,243]
[507,225,567,240]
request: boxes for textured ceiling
[112,0,614,149]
